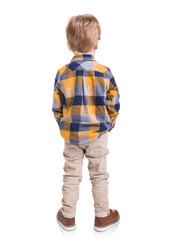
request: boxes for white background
[0,0,172,239]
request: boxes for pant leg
[61,141,84,218]
[85,132,110,217]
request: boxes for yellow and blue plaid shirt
[52,53,120,146]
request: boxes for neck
[74,49,96,56]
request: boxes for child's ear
[67,42,72,51]
[94,39,100,50]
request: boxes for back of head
[66,14,101,53]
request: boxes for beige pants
[61,131,109,218]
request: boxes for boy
[52,14,120,232]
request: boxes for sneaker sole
[94,220,120,232]
[56,218,76,231]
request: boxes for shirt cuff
[108,119,115,132]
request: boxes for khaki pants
[61,131,109,218]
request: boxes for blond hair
[66,14,101,53]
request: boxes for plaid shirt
[52,54,120,146]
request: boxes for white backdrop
[0,0,172,239]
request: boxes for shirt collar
[70,53,96,62]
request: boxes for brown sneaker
[94,209,120,232]
[56,208,76,231]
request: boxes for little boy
[52,14,120,232]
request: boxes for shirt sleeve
[106,68,120,132]
[52,70,64,125]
